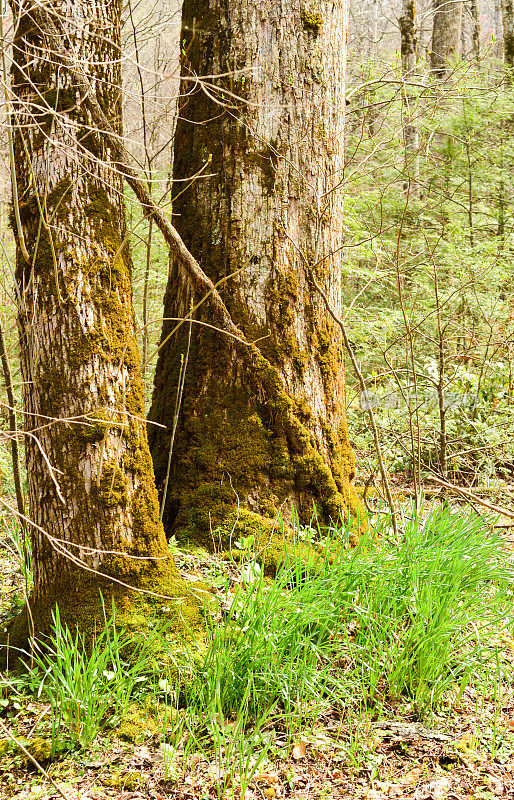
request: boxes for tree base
[0,567,210,671]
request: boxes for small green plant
[1,520,32,597]
[162,684,276,799]
[234,534,255,556]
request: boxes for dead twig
[0,717,70,800]
[428,475,514,520]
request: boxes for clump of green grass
[157,505,513,795]
[171,505,513,717]
[336,505,513,710]
[19,605,167,750]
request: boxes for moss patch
[0,563,208,671]
[104,771,148,791]
[117,703,159,742]
[0,736,52,764]
[301,8,324,33]
[217,508,327,578]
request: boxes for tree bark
[501,0,514,68]
[495,0,505,59]
[399,0,420,194]
[431,0,464,76]
[6,0,180,641]
[148,0,362,548]
[469,0,480,64]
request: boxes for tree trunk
[501,0,514,68]
[469,0,480,64]
[6,0,186,643]
[431,0,464,76]
[399,0,420,195]
[495,0,504,59]
[148,0,361,548]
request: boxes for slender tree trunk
[501,0,514,68]
[371,0,379,57]
[0,319,24,518]
[495,0,505,58]
[431,0,464,76]
[149,0,362,547]
[399,0,420,195]
[469,0,480,63]
[6,0,180,641]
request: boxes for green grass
[21,604,169,750]
[1,505,513,792]
[170,505,513,719]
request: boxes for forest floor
[2,498,514,800]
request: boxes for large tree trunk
[501,0,514,68]
[149,0,362,548]
[6,0,185,642]
[431,0,464,75]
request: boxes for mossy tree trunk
[149,0,362,548]
[399,0,420,194]
[7,0,178,640]
[431,0,463,76]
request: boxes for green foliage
[343,62,514,481]
[2,508,512,786]
[178,508,512,716]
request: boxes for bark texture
[469,0,481,63]
[149,0,361,547]
[501,0,514,68]
[7,0,180,637]
[431,0,464,75]
[399,0,420,193]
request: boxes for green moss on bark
[217,508,328,577]
[301,8,324,33]
[148,0,364,552]
[0,561,208,670]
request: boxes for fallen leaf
[486,775,504,795]
[400,766,423,786]
[134,745,153,761]
[292,741,307,760]
[252,773,279,784]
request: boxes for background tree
[431,0,464,75]
[501,0,514,66]
[399,0,420,192]
[148,0,362,547]
[4,0,189,647]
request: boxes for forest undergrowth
[2,504,514,799]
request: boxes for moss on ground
[0,736,52,764]
[117,703,159,742]
[216,508,329,577]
